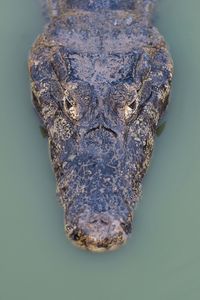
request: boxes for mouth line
[70,232,128,252]
[85,125,117,137]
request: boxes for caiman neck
[66,0,135,11]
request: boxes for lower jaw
[82,242,127,253]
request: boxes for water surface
[0,1,200,299]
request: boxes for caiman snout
[65,211,128,252]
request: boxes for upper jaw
[65,210,130,252]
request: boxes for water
[0,1,200,299]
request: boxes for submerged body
[28,0,173,251]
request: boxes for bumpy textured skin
[28,0,173,252]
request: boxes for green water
[0,1,200,299]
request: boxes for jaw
[64,210,130,252]
[71,237,128,253]
[60,137,135,252]
[65,227,128,253]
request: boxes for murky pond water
[0,1,200,299]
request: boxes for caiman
[28,0,173,252]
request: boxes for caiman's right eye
[125,99,138,120]
[124,85,139,121]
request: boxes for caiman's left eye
[63,93,79,121]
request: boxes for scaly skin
[28,0,173,252]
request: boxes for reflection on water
[0,0,200,299]
[40,126,48,139]
[156,121,166,137]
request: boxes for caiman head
[28,9,173,252]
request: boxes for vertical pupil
[65,97,73,110]
[129,101,136,110]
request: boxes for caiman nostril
[89,214,110,226]
[89,219,109,226]
[100,219,109,225]
[89,219,98,224]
